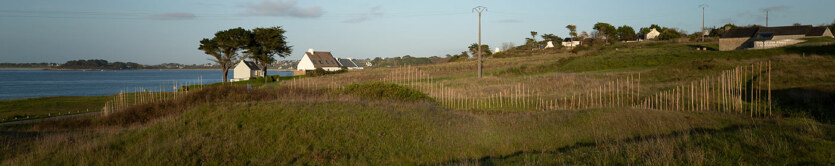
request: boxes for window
[318,60,322,64]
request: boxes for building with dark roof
[719,25,834,51]
[231,60,263,82]
[296,48,367,73]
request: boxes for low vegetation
[2,39,835,164]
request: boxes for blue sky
[1,0,833,64]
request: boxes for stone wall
[719,37,752,51]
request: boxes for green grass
[344,82,433,102]
[2,100,746,165]
[2,40,835,164]
[0,96,109,122]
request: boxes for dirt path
[0,111,101,125]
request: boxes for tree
[616,25,637,41]
[469,43,491,57]
[593,22,618,42]
[501,42,515,51]
[829,20,835,34]
[200,27,252,83]
[658,28,684,40]
[566,25,577,41]
[246,26,292,80]
[541,33,562,44]
[529,31,538,47]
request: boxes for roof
[721,27,759,38]
[563,38,580,42]
[806,26,830,36]
[757,25,812,36]
[337,58,358,68]
[306,51,339,68]
[239,60,260,70]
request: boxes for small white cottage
[231,60,262,82]
[545,41,555,48]
[562,38,581,47]
[645,28,661,40]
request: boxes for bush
[306,67,346,77]
[344,82,432,102]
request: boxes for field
[2,39,835,165]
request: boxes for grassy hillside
[2,40,835,165]
[0,96,109,122]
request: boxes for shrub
[344,82,432,102]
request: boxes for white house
[231,60,262,82]
[296,48,342,72]
[492,47,501,54]
[645,28,661,40]
[561,38,581,47]
[545,41,555,48]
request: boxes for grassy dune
[2,40,835,165]
[0,96,109,122]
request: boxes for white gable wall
[232,60,253,82]
[645,29,661,39]
[297,54,315,71]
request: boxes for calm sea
[0,69,293,100]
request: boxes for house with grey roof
[296,48,366,75]
[231,60,263,82]
[719,25,833,51]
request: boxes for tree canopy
[566,25,577,39]
[616,25,637,41]
[468,43,491,57]
[593,22,618,42]
[247,26,292,79]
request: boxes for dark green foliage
[468,43,492,57]
[593,22,618,42]
[447,52,470,62]
[566,25,578,40]
[247,26,292,77]
[371,55,436,67]
[344,82,432,102]
[616,25,637,41]
[540,33,563,47]
[57,59,143,70]
[658,28,684,40]
[200,27,252,83]
[305,67,346,77]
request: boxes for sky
[1,0,833,65]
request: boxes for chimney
[307,48,314,54]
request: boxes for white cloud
[240,0,323,18]
[761,5,790,12]
[147,12,197,20]
[497,19,522,23]
[343,6,383,23]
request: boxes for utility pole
[766,10,769,27]
[699,4,708,42]
[473,6,486,78]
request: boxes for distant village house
[719,25,833,51]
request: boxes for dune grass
[0,96,109,122]
[2,40,835,164]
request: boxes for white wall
[296,54,315,71]
[233,60,252,80]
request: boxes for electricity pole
[766,10,769,27]
[699,4,708,42]
[473,6,486,78]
